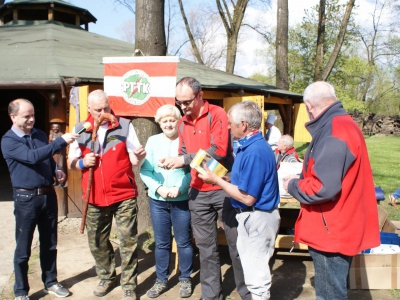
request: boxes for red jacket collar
[275,146,296,155]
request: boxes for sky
[4,0,375,77]
[71,0,369,77]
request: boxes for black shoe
[147,279,168,298]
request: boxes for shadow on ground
[1,222,398,300]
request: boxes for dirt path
[1,218,398,300]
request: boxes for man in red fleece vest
[67,90,146,300]
[283,81,380,300]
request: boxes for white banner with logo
[103,56,179,117]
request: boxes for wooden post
[55,186,68,217]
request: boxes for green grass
[295,135,400,220]
[391,289,400,298]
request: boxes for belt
[14,186,54,195]
[235,206,259,214]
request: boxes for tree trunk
[314,0,355,81]
[135,0,167,56]
[216,0,250,74]
[313,0,326,81]
[135,0,166,234]
[276,0,289,90]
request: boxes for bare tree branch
[216,0,250,73]
[243,23,273,44]
[113,0,135,14]
[319,0,355,81]
[177,0,204,64]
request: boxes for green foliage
[249,0,400,116]
[249,73,274,86]
[296,135,400,220]
[285,0,359,93]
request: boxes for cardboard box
[377,205,388,231]
[377,205,397,233]
[390,220,400,236]
[349,254,400,289]
[382,219,397,233]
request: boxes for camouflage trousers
[86,197,138,291]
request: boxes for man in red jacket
[67,90,146,300]
[160,77,250,300]
[283,81,380,300]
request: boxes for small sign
[103,56,179,117]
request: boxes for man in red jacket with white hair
[68,90,146,300]
[283,81,380,300]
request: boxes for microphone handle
[77,127,87,134]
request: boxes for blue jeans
[393,188,400,200]
[309,247,353,300]
[150,198,193,282]
[13,189,58,297]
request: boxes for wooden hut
[0,0,306,217]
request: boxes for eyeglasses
[175,94,198,106]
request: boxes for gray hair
[228,101,262,130]
[303,81,337,108]
[176,77,202,95]
[88,89,108,106]
[280,134,294,148]
[8,98,33,115]
[154,104,181,123]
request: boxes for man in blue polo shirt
[199,101,280,300]
[1,98,79,300]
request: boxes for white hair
[154,104,181,123]
[228,101,262,130]
[303,81,337,108]
[88,90,108,106]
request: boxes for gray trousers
[237,209,280,300]
[188,188,251,300]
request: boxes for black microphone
[77,122,92,134]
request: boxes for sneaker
[179,279,192,298]
[43,283,70,298]
[147,279,168,298]
[93,279,117,297]
[122,290,136,299]
[15,296,29,300]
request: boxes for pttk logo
[121,70,151,105]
